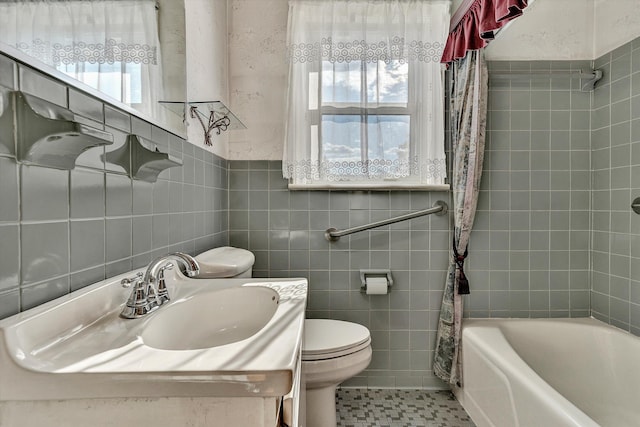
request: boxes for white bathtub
[454,318,640,427]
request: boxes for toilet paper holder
[360,269,393,293]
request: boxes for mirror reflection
[0,0,185,135]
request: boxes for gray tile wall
[226,60,594,388]
[466,60,592,319]
[591,37,640,334]
[0,52,229,319]
[228,160,453,388]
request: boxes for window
[0,0,161,118]
[284,0,451,189]
[56,61,143,106]
[319,60,410,180]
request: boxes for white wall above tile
[185,0,230,159]
[593,0,640,58]
[485,0,595,60]
[485,0,640,60]
[228,0,289,161]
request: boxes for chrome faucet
[120,252,200,319]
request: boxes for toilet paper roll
[365,277,388,295]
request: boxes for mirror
[0,0,186,137]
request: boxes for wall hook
[189,105,231,146]
[159,101,245,147]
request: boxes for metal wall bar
[324,200,449,242]
[489,69,603,91]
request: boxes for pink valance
[441,0,528,64]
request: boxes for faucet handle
[156,263,173,305]
[121,272,143,288]
[159,263,174,272]
[120,277,160,319]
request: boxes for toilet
[193,246,255,278]
[194,247,372,427]
[302,319,372,427]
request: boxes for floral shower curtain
[433,49,487,386]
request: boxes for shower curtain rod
[489,69,603,91]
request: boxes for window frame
[308,59,432,187]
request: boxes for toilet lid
[302,319,371,360]
[194,246,255,278]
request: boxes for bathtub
[454,318,640,427]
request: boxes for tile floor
[336,388,476,427]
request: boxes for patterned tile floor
[336,388,476,427]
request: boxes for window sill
[287,182,450,191]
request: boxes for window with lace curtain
[0,0,161,119]
[283,0,451,190]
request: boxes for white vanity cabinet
[1,359,304,427]
[1,397,276,427]
[283,348,305,427]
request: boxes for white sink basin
[0,270,307,401]
[142,287,279,350]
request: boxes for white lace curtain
[0,0,162,119]
[284,0,450,188]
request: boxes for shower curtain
[433,49,487,386]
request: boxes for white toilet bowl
[302,319,372,427]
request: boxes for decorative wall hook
[159,100,246,147]
[189,105,231,146]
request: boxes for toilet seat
[302,319,371,361]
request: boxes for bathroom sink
[142,287,280,350]
[0,271,307,400]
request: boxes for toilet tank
[194,247,255,278]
